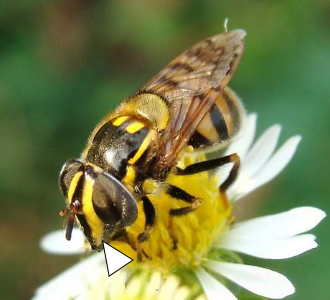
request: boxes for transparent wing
[142,29,246,167]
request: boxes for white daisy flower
[34,113,325,300]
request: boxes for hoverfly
[59,29,246,256]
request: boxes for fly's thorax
[84,115,160,182]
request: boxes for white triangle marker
[102,241,133,276]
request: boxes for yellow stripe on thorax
[128,130,153,165]
[125,121,145,134]
[112,116,129,126]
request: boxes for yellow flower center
[111,154,233,273]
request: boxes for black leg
[166,184,201,249]
[219,154,240,192]
[166,154,240,251]
[138,196,156,242]
[175,153,240,192]
[136,195,156,261]
[166,184,201,216]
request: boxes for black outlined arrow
[102,241,133,276]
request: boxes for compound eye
[58,159,83,197]
[92,172,138,229]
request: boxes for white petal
[242,124,281,173]
[232,136,301,200]
[172,287,190,300]
[225,113,257,159]
[145,272,162,299]
[219,207,326,240]
[40,229,85,255]
[227,127,282,199]
[126,276,143,297]
[159,275,180,300]
[234,124,281,183]
[31,253,105,300]
[241,135,301,197]
[216,234,318,259]
[109,271,127,299]
[195,267,238,300]
[205,261,295,299]
[218,114,257,186]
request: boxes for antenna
[224,18,229,32]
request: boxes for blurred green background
[0,0,329,299]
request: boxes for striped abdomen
[188,87,245,150]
